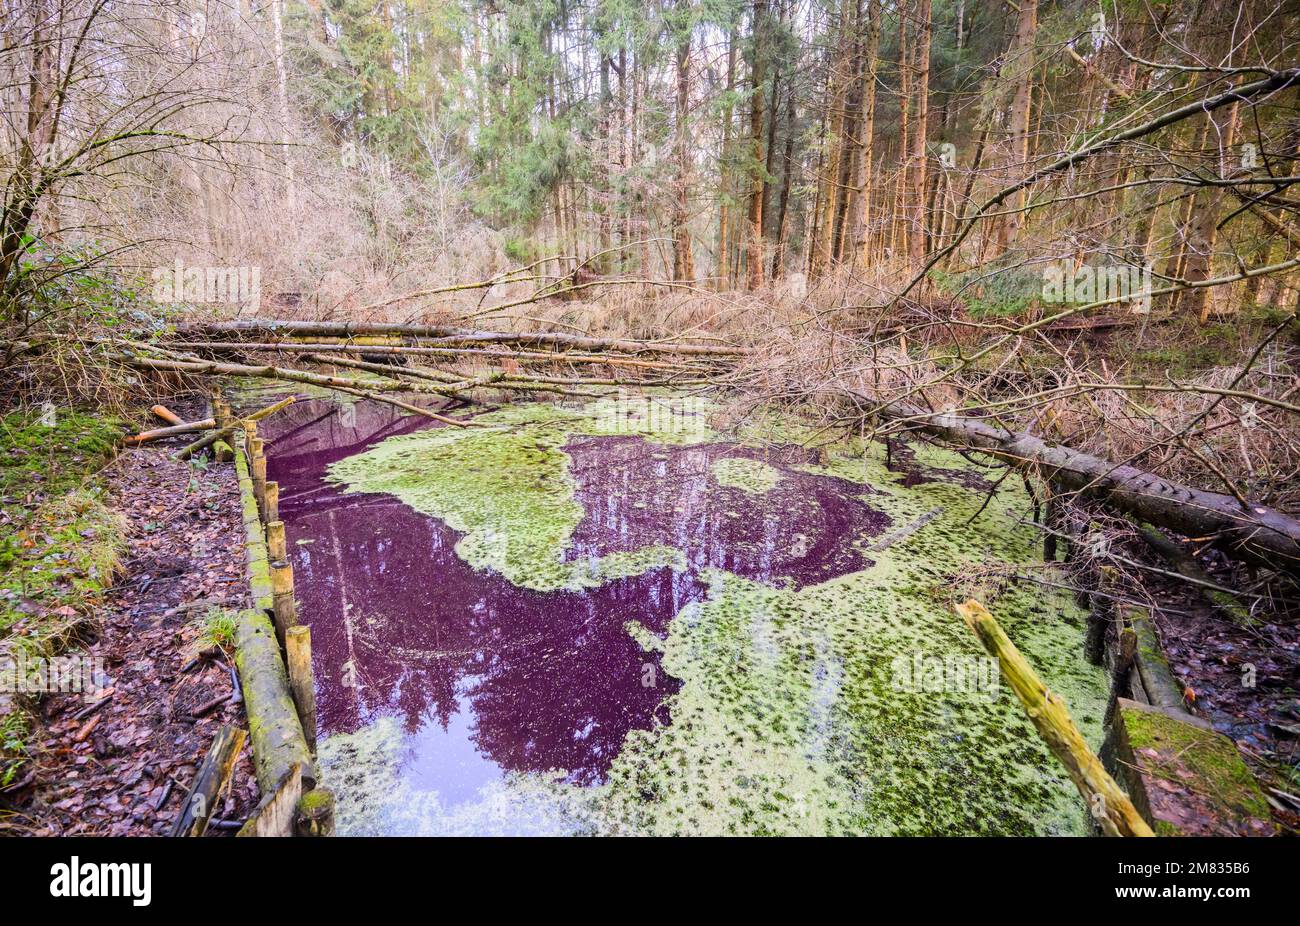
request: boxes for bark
[745,0,769,290]
[672,14,696,282]
[958,600,1154,837]
[234,608,315,794]
[175,320,747,356]
[996,0,1038,253]
[906,0,931,268]
[880,400,1300,576]
[848,0,881,268]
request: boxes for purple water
[257,397,891,793]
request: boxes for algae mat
[264,395,1107,835]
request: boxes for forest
[0,0,1297,856]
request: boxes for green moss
[0,407,122,503]
[0,409,125,787]
[322,397,1109,835]
[554,436,1107,835]
[297,788,334,812]
[711,457,782,494]
[1121,706,1271,822]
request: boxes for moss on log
[234,608,315,793]
[957,599,1154,836]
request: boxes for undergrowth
[0,407,125,789]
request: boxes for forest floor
[0,396,258,835]
[1142,552,1300,831]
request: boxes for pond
[247,388,1107,835]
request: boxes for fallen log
[125,355,477,427]
[175,319,748,356]
[1136,524,1257,627]
[307,352,603,399]
[168,341,696,371]
[151,404,184,425]
[879,400,1300,577]
[124,418,216,444]
[175,424,238,461]
[234,608,315,793]
[169,724,246,837]
[957,599,1153,837]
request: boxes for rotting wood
[124,418,215,444]
[867,507,942,552]
[1104,615,1138,725]
[234,608,315,793]
[956,599,1154,836]
[237,762,303,838]
[1130,609,1188,712]
[1084,564,1117,666]
[169,724,246,837]
[295,788,336,837]
[877,399,1300,577]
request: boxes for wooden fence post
[285,625,317,753]
[270,559,298,646]
[267,520,287,562]
[265,481,280,524]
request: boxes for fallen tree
[878,399,1300,578]
[175,319,747,357]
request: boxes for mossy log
[883,400,1300,577]
[295,787,336,836]
[1109,699,1276,835]
[172,396,298,461]
[957,599,1154,837]
[1131,610,1188,712]
[234,608,315,793]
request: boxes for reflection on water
[256,396,890,832]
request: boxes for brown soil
[8,396,259,835]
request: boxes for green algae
[320,396,1109,835]
[327,399,700,592]
[549,436,1107,835]
[711,457,782,495]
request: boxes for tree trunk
[996,0,1038,253]
[672,14,696,282]
[906,0,931,269]
[877,400,1300,576]
[745,0,770,290]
